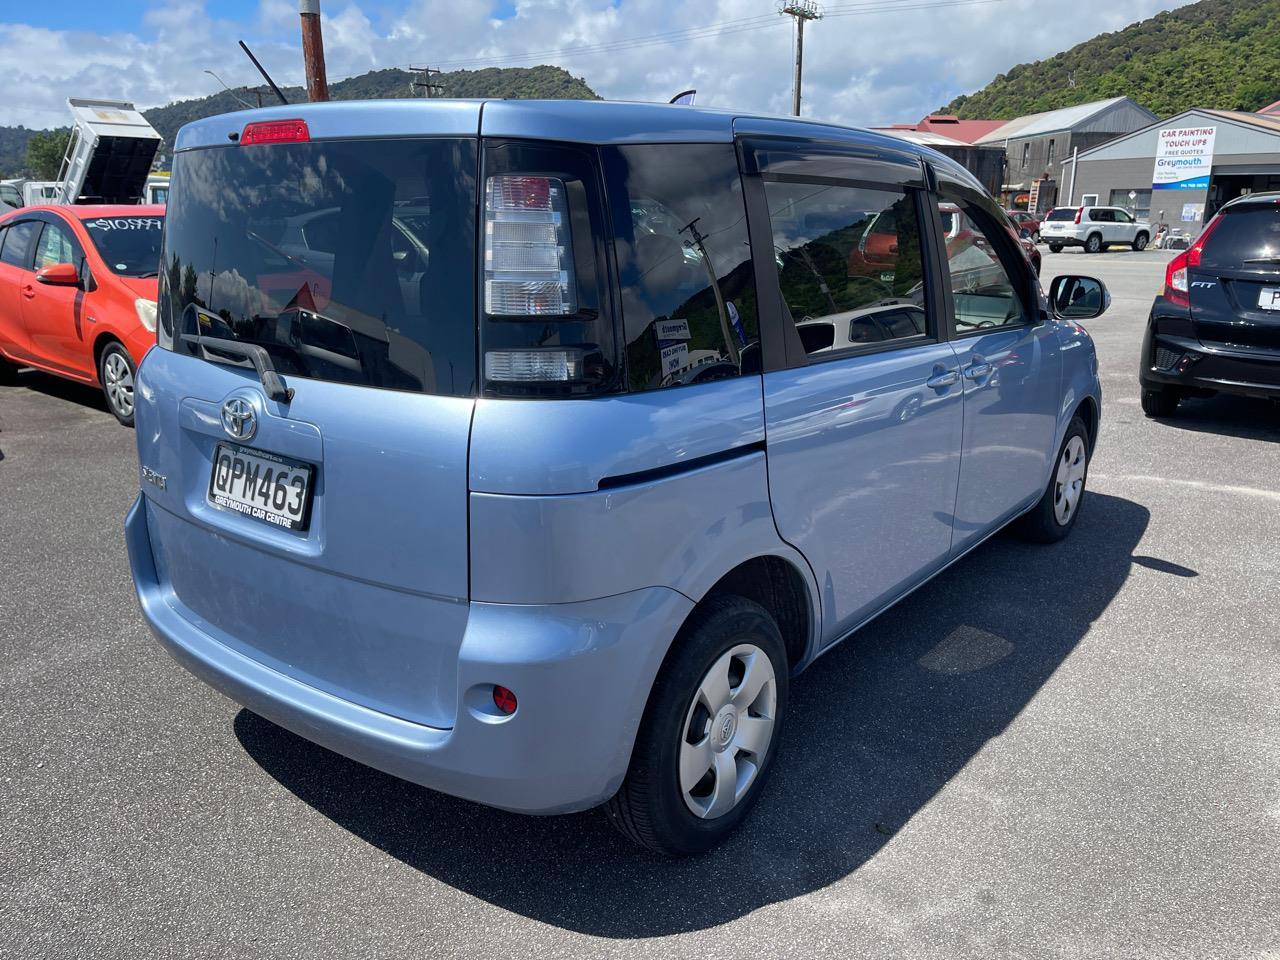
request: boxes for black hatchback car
[1141,192,1280,416]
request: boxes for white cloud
[0,0,1198,129]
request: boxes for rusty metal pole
[299,0,330,102]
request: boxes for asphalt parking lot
[1,248,1277,959]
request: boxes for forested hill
[944,0,1280,119]
[142,65,599,150]
[0,65,598,174]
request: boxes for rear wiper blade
[1243,257,1280,264]
[182,334,294,403]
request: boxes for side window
[938,199,1030,333]
[1113,209,1134,223]
[0,220,37,269]
[764,181,929,358]
[33,220,79,270]
[605,143,759,391]
[1089,209,1111,223]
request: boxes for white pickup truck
[1041,205,1151,254]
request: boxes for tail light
[1073,207,1083,224]
[481,166,616,397]
[484,175,576,316]
[1163,213,1224,308]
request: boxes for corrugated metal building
[976,97,1158,212]
[1067,108,1280,232]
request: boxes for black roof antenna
[239,40,289,105]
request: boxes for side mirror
[1049,275,1109,320]
[35,262,82,287]
[1019,227,1032,239]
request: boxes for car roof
[172,98,985,194]
[1221,190,1280,210]
[17,204,165,220]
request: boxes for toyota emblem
[221,397,256,441]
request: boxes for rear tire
[1048,243,1063,254]
[1085,233,1103,254]
[1133,232,1149,251]
[98,341,136,427]
[1141,387,1180,418]
[605,594,789,856]
[1015,415,1090,544]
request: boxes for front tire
[605,595,789,856]
[98,341,136,427]
[1141,387,1179,418]
[1015,415,1090,544]
[1084,233,1103,254]
[1133,232,1149,251]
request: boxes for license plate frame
[207,441,315,532]
[1257,287,1280,311]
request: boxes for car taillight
[1164,213,1224,308]
[1074,207,1083,224]
[240,119,310,145]
[484,175,576,317]
[1164,250,1190,307]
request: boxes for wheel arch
[1073,394,1100,455]
[92,330,127,380]
[689,552,819,672]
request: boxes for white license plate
[1258,287,1280,311]
[207,442,314,531]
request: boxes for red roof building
[872,115,1007,144]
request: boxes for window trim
[0,218,41,271]
[741,142,946,372]
[930,171,1042,341]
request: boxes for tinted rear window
[1201,205,1280,267]
[1046,209,1077,222]
[161,138,478,397]
[83,216,164,276]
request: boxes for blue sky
[0,0,1197,130]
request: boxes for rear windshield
[83,215,164,276]
[1201,205,1280,267]
[1045,209,1078,221]
[160,138,477,396]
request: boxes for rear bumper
[125,494,694,814]
[1140,327,1280,400]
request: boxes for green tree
[25,130,70,180]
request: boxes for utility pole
[779,1,822,117]
[409,66,445,98]
[299,0,330,102]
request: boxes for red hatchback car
[0,205,163,425]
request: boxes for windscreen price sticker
[86,218,163,232]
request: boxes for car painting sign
[1152,126,1216,191]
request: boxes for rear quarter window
[1201,206,1280,268]
[603,143,760,391]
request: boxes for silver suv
[1041,205,1151,254]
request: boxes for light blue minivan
[126,100,1107,854]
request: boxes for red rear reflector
[492,685,518,715]
[240,119,310,145]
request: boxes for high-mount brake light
[484,175,577,316]
[240,119,310,145]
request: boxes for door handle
[964,360,993,380]
[21,284,36,299]
[925,369,960,390]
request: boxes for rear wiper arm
[182,334,294,403]
[1243,257,1280,264]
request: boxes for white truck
[1040,205,1152,254]
[54,97,162,205]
